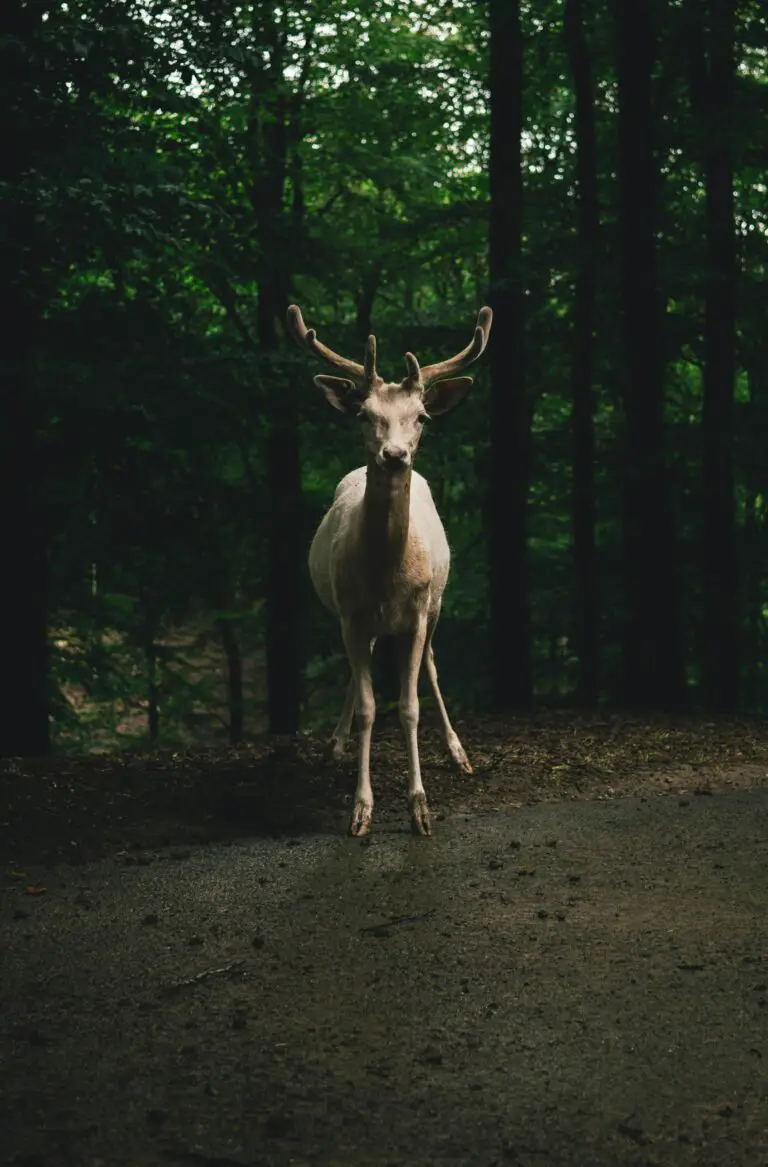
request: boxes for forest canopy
[2,0,767,756]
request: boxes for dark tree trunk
[0,410,49,756]
[693,0,739,710]
[742,367,766,710]
[217,618,244,743]
[614,0,686,710]
[355,263,382,340]
[0,2,50,756]
[260,298,304,736]
[488,0,531,708]
[564,0,600,706]
[145,641,159,745]
[249,19,304,736]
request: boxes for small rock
[488,859,503,871]
[187,934,204,947]
[537,909,549,920]
[545,838,558,847]
[252,935,265,949]
[142,912,159,926]
[508,839,522,850]
[555,910,566,921]
[568,874,582,883]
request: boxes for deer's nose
[382,445,410,467]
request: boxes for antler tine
[417,306,494,387]
[286,304,366,382]
[403,351,421,384]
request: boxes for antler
[405,306,493,387]
[286,304,377,385]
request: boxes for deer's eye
[416,413,429,425]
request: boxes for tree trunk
[742,366,766,710]
[614,0,686,710]
[355,263,382,339]
[261,306,304,736]
[217,618,244,743]
[250,21,304,736]
[0,413,49,756]
[145,640,159,745]
[564,0,600,706]
[488,0,532,708]
[698,0,739,711]
[0,2,50,756]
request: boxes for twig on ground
[161,958,245,995]
[360,909,436,934]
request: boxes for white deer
[287,304,493,836]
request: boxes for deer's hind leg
[328,637,376,761]
[328,677,355,760]
[423,623,472,774]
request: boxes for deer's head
[287,305,493,473]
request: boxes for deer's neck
[362,461,412,579]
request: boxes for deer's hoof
[327,737,346,762]
[448,736,473,774]
[350,802,373,837]
[409,793,432,837]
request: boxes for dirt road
[2,780,767,1166]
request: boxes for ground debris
[161,959,245,995]
[1,711,768,862]
[359,908,436,935]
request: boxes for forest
[2,0,766,758]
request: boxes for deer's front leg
[398,614,430,836]
[341,622,375,837]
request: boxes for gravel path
[2,785,767,1166]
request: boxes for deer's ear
[313,375,361,414]
[422,376,473,416]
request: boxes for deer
[287,303,493,837]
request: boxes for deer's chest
[332,532,432,634]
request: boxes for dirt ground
[1,712,767,1166]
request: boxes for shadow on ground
[2,711,768,865]
[0,771,766,1167]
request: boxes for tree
[687,0,740,710]
[488,0,532,708]
[1,2,60,755]
[564,0,600,704]
[614,0,686,709]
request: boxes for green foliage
[4,0,768,750]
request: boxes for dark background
[1,0,764,757]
